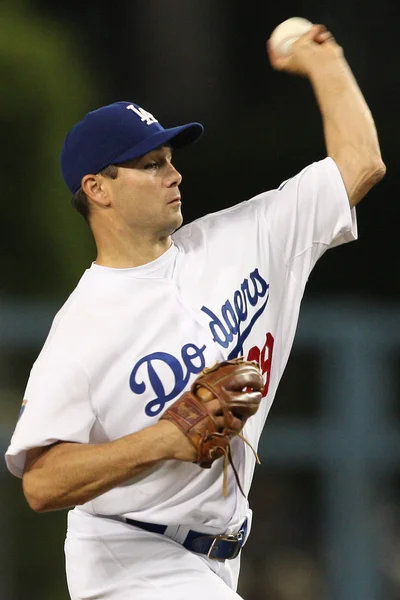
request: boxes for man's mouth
[168,195,181,204]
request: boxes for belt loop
[175,525,192,545]
[164,524,186,544]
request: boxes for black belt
[124,517,248,561]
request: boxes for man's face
[103,145,183,237]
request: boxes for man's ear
[81,174,111,208]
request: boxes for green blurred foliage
[0,0,96,301]
[3,476,70,600]
[0,2,97,598]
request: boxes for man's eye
[144,161,158,170]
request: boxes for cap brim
[111,122,204,165]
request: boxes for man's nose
[166,162,182,186]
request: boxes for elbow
[354,156,386,199]
[26,498,49,513]
[22,473,55,513]
[24,493,49,513]
[23,488,49,513]
[366,158,386,186]
[355,152,386,188]
[334,150,386,207]
[352,159,386,206]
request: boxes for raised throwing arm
[267,24,386,207]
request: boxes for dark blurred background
[1,1,399,599]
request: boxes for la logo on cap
[126,104,159,126]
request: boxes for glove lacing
[221,433,261,497]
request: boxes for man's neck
[94,237,173,269]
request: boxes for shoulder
[36,268,105,358]
[173,190,277,248]
[265,157,345,193]
[174,158,339,243]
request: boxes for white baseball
[269,17,313,57]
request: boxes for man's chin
[168,213,184,235]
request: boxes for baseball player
[5,24,384,600]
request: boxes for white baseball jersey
[5,157,357,534]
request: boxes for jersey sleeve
[5,352,95,478]
[175,157,356,282]
[265,157,357,280]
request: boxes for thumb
[299,24,327,44]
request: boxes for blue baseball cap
[60,101,204,194]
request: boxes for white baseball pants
[65,510,245,600]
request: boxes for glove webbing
[222,434,261,497]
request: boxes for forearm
[268,25,386,205]
[310,54,380,158]
[308,53,385,201]
[22,420,181,512]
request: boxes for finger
[210,402,243,432]
[291,24,328,48]
[205,397,221,413]
[266,38,288,70]
[196,385,215,402]
[316,30,335,44]
[227,412,244,432]
[213,414,243,433]
[308,24,327,39]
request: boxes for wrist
[307,51,348,83]
[151,420,187,461]
[154,419,197,462]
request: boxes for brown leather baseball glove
[160,357,264,495]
